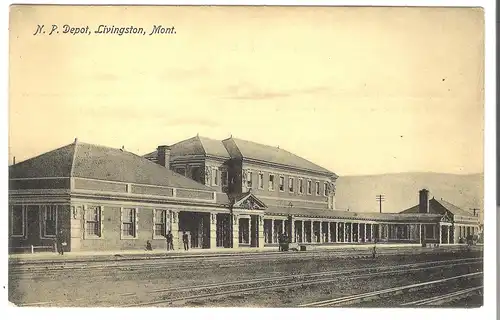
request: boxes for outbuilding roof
[399,197,475,217]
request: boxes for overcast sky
[9,6,484,176]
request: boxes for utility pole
[376,194,385,213]
[469,208,480,217]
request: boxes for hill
[335,172,484,220]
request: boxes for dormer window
[212,168,219,186]
[222,171,228,187]
[247,171,253,188]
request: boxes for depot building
[8,137,481,252]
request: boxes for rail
[401,286,483,306]
[17,258,482,307]
[299,272,483,307]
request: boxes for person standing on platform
[278,232,283,252]
[166,231,174,251]
[372,238,377,259]
[182,231,189,251]
[56,230,65,255]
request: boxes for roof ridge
[195,135,208,157]
[69,139,79,178]
[229,137,334,175]
[170,135,198,148]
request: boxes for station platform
[8,243,476,265]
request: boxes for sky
[8,5,485,176]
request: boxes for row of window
[10,205,57,238]
[206,168,229,187]
[86,207,172,239]
[9,205,173,240]
[246,171,328,196]
[176,165,330,195]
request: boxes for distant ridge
[335,172,484,220]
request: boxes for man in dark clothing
[56,230,64,255]
[166,231,174,251]
[278,232,283,251]
[182,232,189,251]
[146,240,153,251]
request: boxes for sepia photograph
[5,2,493,314]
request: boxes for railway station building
[8,136,481,252]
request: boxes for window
[122,208,137,238]
[85,206,102,237]
[258,173,264,189]
[205,169,210,185]
[154,209,169,237]
[246,171,253,188]
[279,176,285,191]
[315,181,320,196]
[175,167,186,176]
[222,170,228,187]
[239,219,250,244]
[307,180,312,195]
[212,168,219,186]
[288,177,294,193]
[268,174,275,191]
[11,205,24,237]
[425,225,436,239]
[191,167,203,184]
[298,178,303,194]
[41,205,57,237]
[323,182,328,196]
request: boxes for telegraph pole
[376,194,385,213]
[469,208,480,217]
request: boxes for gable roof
[398,197,474,217]
[143,136,230,160]
[233,192,267,210]
[222,137,336,176]
[10,140,215,191]
[433,198,473,217]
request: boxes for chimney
[157,145,171,169]
[419,189,430,213]
[13,156,16,165]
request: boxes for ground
[8,245,483,308]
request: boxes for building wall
[170,157,230,194]
[72,177,216,203]
[8,203,71,252]
[204,158,229,194]
[239,162,333,209]
[76,204,169,251]
[170,157,205,184]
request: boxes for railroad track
[9,247,479,276]
[17,257,481,307]
[10,245,480,268]
[401,286,483,306]
[299,272,483,307]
